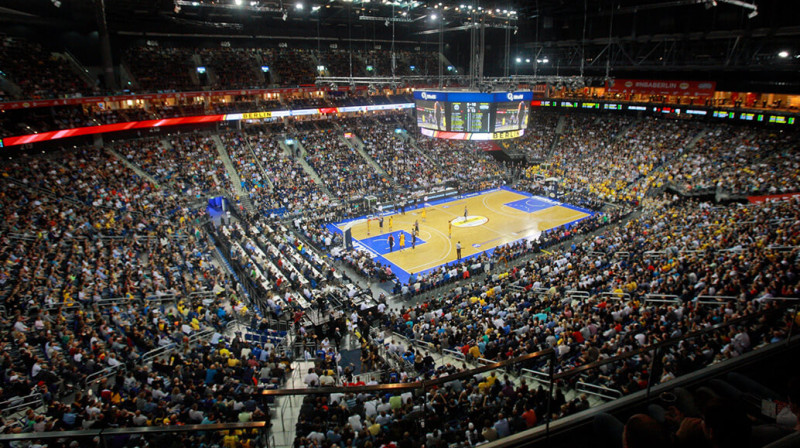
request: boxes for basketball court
[327,187,595,284]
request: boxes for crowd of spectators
[0,37,97,99]
[302,127,393,201]
[116,134,234,199]
[387,196,797,371]
[305,197,795,446]
[0,141,278,440]
[125,46,197,92]
[0,101,798,448]
[222,128,330,213]
[198,47,269,90]
[413,132,506,191]
[358,116,434,192]
[270,49,317,86]
[665,125,800,196]
[523,115,701,205]
[320,49,367,78]
[510,109,560,160]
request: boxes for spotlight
[295,2,303,9]
[431,13,437,20]
[778,50,790,58]
[234,0,242,5]
[748,10,758,18]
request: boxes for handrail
[43,301,84,312]
[141,343,177,365]
[0,393,43,417]
[765,245,798,251]
[599,292,631,301]
[695,295,738,302]
[95,297,138,307]
[258,347,556,397]
[0,421,268,442]
[520,368,551,386]
[576,381,623,400]
[566,290,590,299]
[84,365,123,386]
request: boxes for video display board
[413,91,533,139]
[415,98,447,130]
[494,101,530,132]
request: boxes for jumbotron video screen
[413,90,532,140]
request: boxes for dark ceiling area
[1,0,799,92]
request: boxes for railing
[257,301,796,448]
[520,368,552,387]
[576,381,623,400]
[0,421,268,445]
[140,343,177,365]
[599,291,631,301]
[84,364,124,387]
[0,393,44,417]
[95,296,139,307]
[643,293,680,305]
[143,294,179,305]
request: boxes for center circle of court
[452,215,489,228]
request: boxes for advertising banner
[605,79,716,97]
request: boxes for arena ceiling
[1,0,799,91]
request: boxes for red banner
[747,192,800,203]
[605,79,716,97]
[2,114,224,146]
[0,85,369,111]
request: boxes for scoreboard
[414,91,532,140]
[450,102,491,132]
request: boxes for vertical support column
[478,20,485,85]
[546,350,556,442]
[94,0,117,90]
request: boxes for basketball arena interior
[0,0,798,447]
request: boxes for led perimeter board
[413,91,532,140]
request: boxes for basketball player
[464,206,468,220]
[448,219,453,239]
[399,232,405,249]
[421,208,427,222]
[389,216,393,231]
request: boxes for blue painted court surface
[504,196,560,213]
[360,230,427,255]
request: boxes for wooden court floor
[338,189,591,277]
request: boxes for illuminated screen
[415,99,446,130]
[413,91,532,140]
[450,102,491,133]
[494,101,529,132]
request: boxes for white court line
[481,192,527,220]
[430,198,504,236]
[407,225,453,272]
